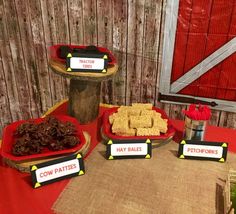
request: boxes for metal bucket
[183,116,207,141]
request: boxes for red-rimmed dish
[49,44,116,65]
[102,107,176,140]
[1,115,86,161]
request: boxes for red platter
[49,44,116,65]
[102,107,176,140]
[1,115,86,161]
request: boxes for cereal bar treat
[116,128,136,136]
[112,117,129,133]
[127,108,141,116]
[132,103,153,110]
[153,111,162,118]
[140,110,154,116]
[136,128,160,136]
[109,111,128,124]
[117,106,130,112]
[153,118,168,133]
[118,106,141,116]
[130,115,152,128]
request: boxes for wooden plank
[159,0,179,94]
[53,0,70,44]
[218,111,236,128]
[170,0,192,85]
[159,102,171,117]
[196,35,227,98]
[14,0,41,118]
[82,0,97,45]
[40,0,57,45]
[188,0,212,34]
[126,0,145,105]
[52,0,70,98]
[0,52,12,131]
[27,0,53,113]
[0,0,21,121]
[208,109,220,126]
[96,0,113,50]
[40,0,69,103]
[208,0,234,35]
[97,0,113,104]
[197,1,234,100]
[140,0,162,104]
[112,0,128,105]
[67,0,84,44]
[169,104,186,120]
[1,0,32,120]
[154,0,165,107]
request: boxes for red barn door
[159,0,236,112]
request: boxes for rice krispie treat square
[112,117,129,133]
[153,118,168,133]
[140,110,154,116]
[152,111,162,118]
[136,127,160,136]
[132,103,153,110]
[116,128,136,136]
[127,108,141,116]
[130,115,152,128]
[109,111,128,124]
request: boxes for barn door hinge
[158,93,218,107]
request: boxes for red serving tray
[50,44,116,65]
[102,107,176,140]
[1,115,86,161]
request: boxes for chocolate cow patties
[12,116,80,156]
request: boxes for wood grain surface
[0,0,235,137]
[49,59,118,81]
[68,80,101,124]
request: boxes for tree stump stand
[49,59,118,124]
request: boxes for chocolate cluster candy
[12,116,80,156]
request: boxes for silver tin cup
[183,116,207,141]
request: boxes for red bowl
[49,44,116,65]
[102,107,176,140]
[1,115,86,161]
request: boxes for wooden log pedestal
[49,59,118,124]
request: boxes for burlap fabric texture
[53,141,236,214]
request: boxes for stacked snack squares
[109,103,168,136]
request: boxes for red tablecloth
[0,102,236,214]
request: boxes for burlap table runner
[53,141,236,214]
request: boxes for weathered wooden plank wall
[0,0,235,137]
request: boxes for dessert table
[0,101,236,214]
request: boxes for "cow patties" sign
[30,153,85,188]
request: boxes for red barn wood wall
[0,0,235,137]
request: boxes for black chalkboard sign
[106,139,152,160]
[66,52,108,73]
[30,153,85,188]
[178,140,228,162]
